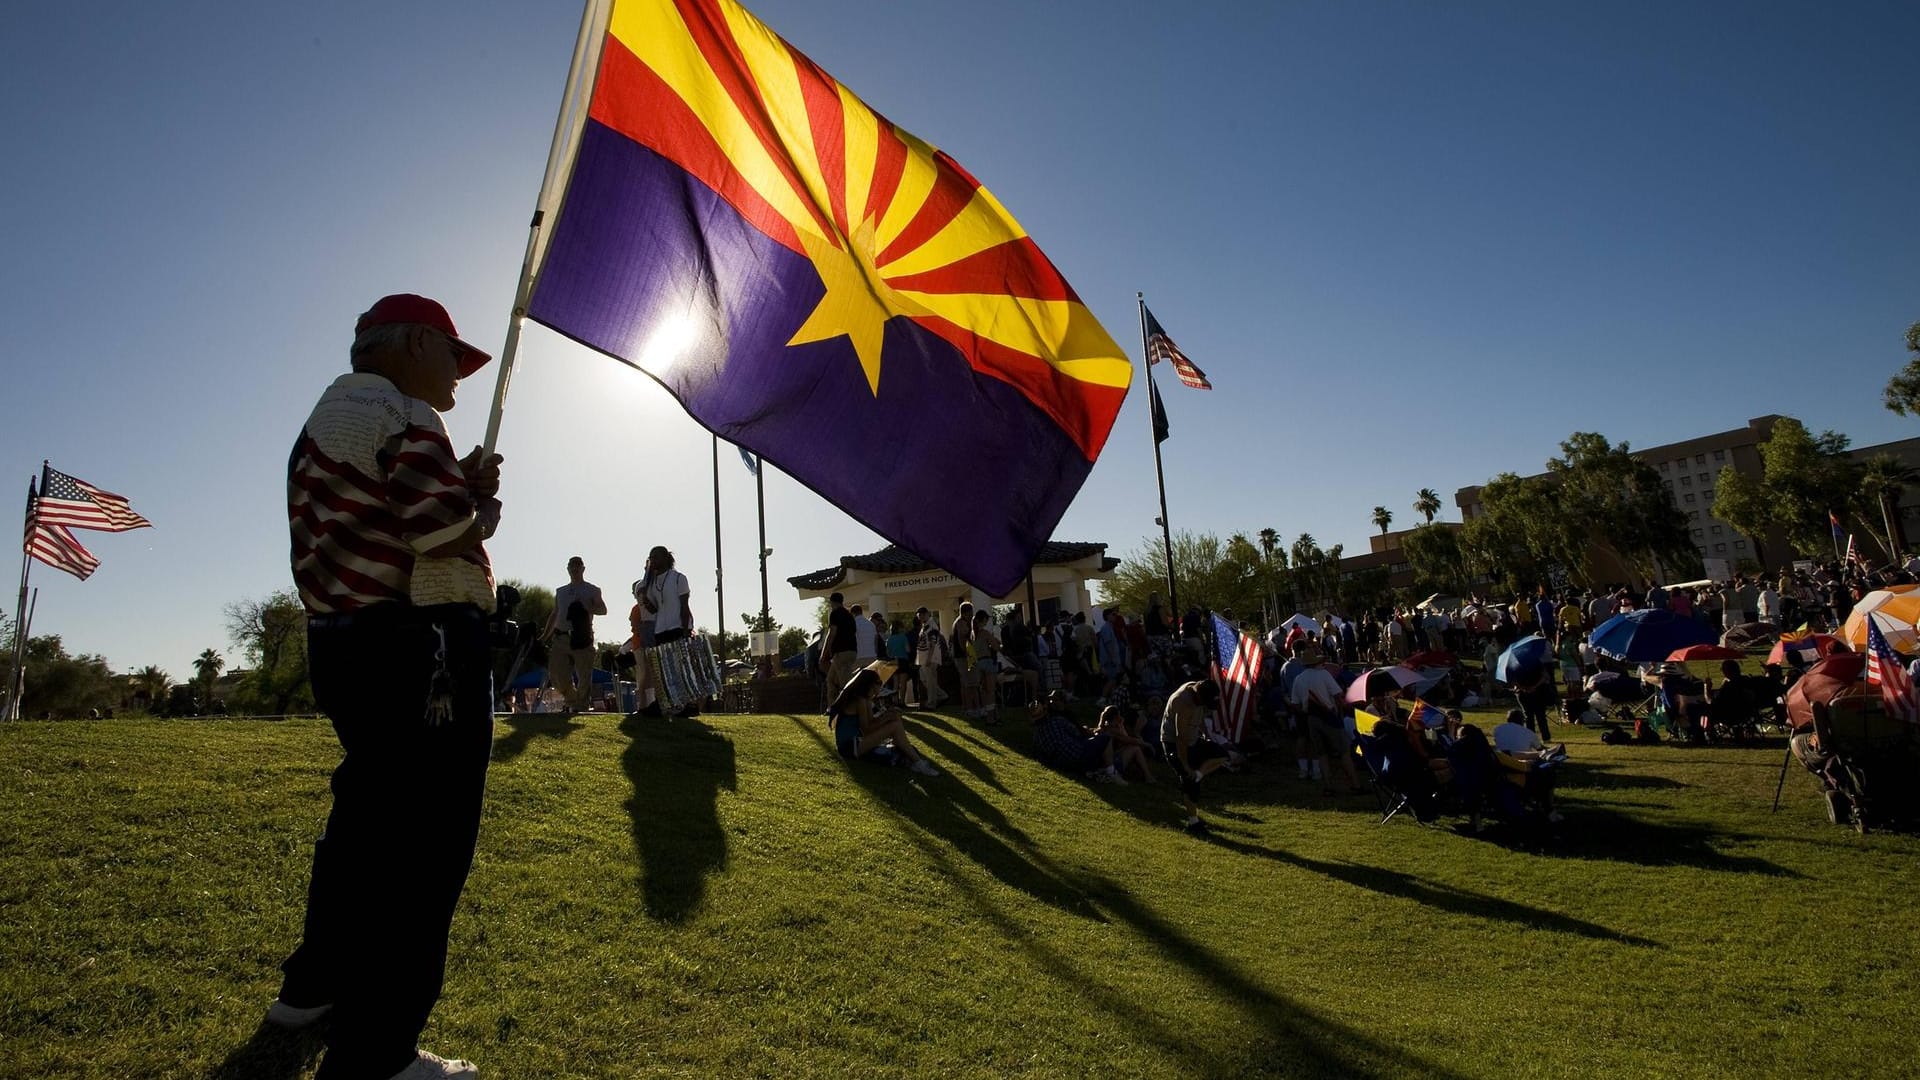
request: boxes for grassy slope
[0,708,1915,1080]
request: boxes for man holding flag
[273,294,503,1080]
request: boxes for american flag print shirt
[288,374,494,615]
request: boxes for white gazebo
[787,541,1119,629]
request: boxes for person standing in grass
[1160,679,1228,835]
[277,294,502,1080]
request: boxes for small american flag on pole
[1210,612,1262,743]
[24,480,100,581]
[1845,533,1859,566]
[1865,616,1917,724]
[1143,305,1212,390]
[36,464,150,533]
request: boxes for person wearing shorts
[1160,680,1228,835]
[825,662,938,776]
[1292,661,1363,796]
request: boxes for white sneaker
[909,758,940,777]
[1548,811,1565,824]
[264,999,332,1028]
[1106,766,1128,786]
[386,1050,479,1080]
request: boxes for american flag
[24,480,100,580]
[1845,533,1859,566]
[1865,617,1917,723]
[1143,305,1212,390]
[1210,612,1262,743]
[36,465,150,532]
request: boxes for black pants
[1518,683,1554,742]
[282,608,493,1079]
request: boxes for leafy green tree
[1546,433,1700,585]
[1288,534,1344,612]
[1400,523,1472,596]
[778,626,810,657]
[225,590,314,715]
[1853,454,1918,560]
[1882,322,1920,416]
[131,665,171,714]
[14,635,117,718]
[1710,418,1861,559]
[1101,530,1273,622]
[1370,506,1393,534]
[1414,488,1443,524]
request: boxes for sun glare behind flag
[1211,613,1262,744]
[1142,305,1211,390]
[36,465,151,533]
[522,0,1130,596]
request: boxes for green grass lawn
[1,705,1916,1079]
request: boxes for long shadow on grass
[882,806,1475,1079]
[1541,807,1801,876]
[621,711,736,921]
[903,716,1009,794]
[205,1020,325,1080]
[787,717,1099,918]
[1560,761,1689,790]
[491,713,584,764]
[1202,834,1659,946]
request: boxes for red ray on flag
[24,480,100,581]
[36,465,151,533]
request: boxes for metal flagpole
[11,587,36,720]
[481,0,610,456]
[712,434,725,663]
[7,477,35,721]
[756,458,769,623]
[1137,293,1179,616]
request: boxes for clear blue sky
[4,0,1917,681]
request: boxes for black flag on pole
[1149,378,1170,444]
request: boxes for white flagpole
[7,476,35,721]
[481,0,612,455]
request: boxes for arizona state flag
[527,0,1130,595]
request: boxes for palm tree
[1371,506,1393,535]
[1257,527,1279,560]
[133,665,171,711]
[192,649,224,701]
[1414,488,1442,524]
[1858,454,1920,558]
[1257,527,1281,622]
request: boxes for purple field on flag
[530,129,1100,595]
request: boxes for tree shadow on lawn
[1559,760,1690,790]
[825,736,1478,1079]
[205,1019,325,1080]
[1200,834,1659,947]
[621,711,736,921]
[901,715,1009,794]
[787,717,1100,919]
[1541,806,1802,876]
[490,713,584,764]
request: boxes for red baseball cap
[355,294,493,378]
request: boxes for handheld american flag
[1865,616,1917,724]
[1210,613,1262,744]
[37,465,150,533]
[1143,305,1212,390]
[24,480,100,581]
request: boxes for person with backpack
[545,556,606,713]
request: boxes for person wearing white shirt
[852,604,877,660]
[1756,586,1781,626]
[634,546,692,643]
[545,556,607,712]
[1492,711,1544,755]
[1290,661,1362,795]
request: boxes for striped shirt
[288,373,493,615]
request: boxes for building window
[1698,544,1709,554]
[1715,542,1727,553]
[1735,540,1747,551]
[1689,511,1700,521]
[1681,475,1693,487]
[1661,462,1670,473]
[1693,528,1704,538]
[1714,450,1726,462]
[1711,525,1723,536]
[1695,454,1706,464]
[1697,473,1709,483]
[1684,493,1696,505]
[1703,489,1714,502]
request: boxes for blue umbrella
[1495,634,1552,684]
[1590,608,1718,662]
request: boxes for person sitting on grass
[827,663,939,777]
[1093,704,1157,783]
[1027,697,1125,783]
[1161,679,1231,835]
[1491,708,1565,822]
